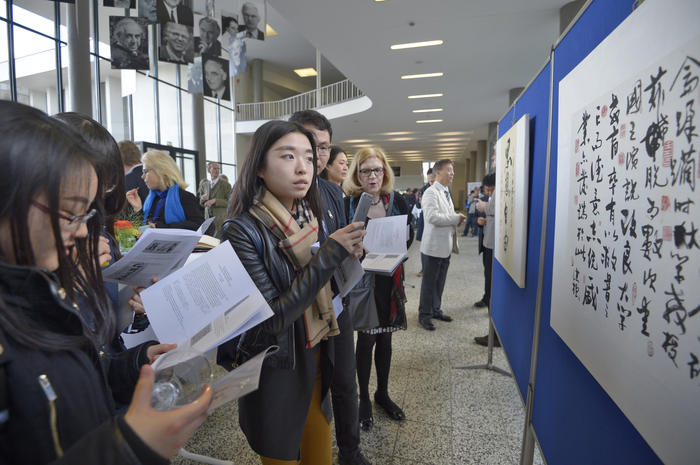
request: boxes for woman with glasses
[343,147,413,431]
[125,150,204,231]
[320,145,349,188]
[0,101,212,464]
[217,120,365,464]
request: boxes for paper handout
[102,228,202,287]
[361,215,409,274]
[140,240,274,353]
[208,346,278,413]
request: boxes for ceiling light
[294,68,317,77]
[380,131,414,136]
[391,40,443,50]
[387,137,415,141]
[408,93,443,99]
[436,131,470,136]
[344,139,370,143]
[401,72,443,80]
[416,119,443,123]
[265,24,278,37]
[412,108,443,113]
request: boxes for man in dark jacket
[289,110,370,465]
[119,140,149,204]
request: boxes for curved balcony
[235,79,372,134]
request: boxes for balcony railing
[236,79,364,121]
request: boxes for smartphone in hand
[352,192,373,229]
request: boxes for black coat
[0,263,165,465]
[217,211,347,460]
[145,187,205,231]
[317,177,346,240]
[125,165,149,204]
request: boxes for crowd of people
[0,101,497,465]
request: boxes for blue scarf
[142,183,186,224]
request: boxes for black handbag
[345,271,379,330]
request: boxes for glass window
[203,97,218,162]
[0,20,9,99]
[220,104,234,166]
[12,0,56,39]
[181,89,194,150]
[159,80,180,146]
[13,26,58,113]
[133,71,156,143]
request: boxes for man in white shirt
[417,159,466,331]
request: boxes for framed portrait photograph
[202,56,230,101]
[159,22,194,64]
[109,16,149,70]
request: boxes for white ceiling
[267,0,568,162]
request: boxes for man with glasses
[289,110,371,465]
[417,159,466,331]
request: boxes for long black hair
[0,101,113,351]
[53,112,126,237]
[228,120,323,220]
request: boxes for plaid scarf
[250,188,339,348]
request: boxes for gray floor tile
[393,420,452,465]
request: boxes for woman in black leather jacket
[218,120,365,464]
[0,102,212,464]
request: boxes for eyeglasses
[316,145,331,154]
[359,168,384,177]
[31,200,97,228]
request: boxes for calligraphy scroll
[552,1,699,464]
[495,114,529,288]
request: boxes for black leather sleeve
[222,217,348,336]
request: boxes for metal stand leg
[178,448,235,465]
[452,306,511,377]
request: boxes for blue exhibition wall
[495,1,664,464]
[534,0,663,463]
[492,61,551,400]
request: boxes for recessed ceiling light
[401,72,443,80]
[408,93,443,99]
[416,119,443,123]
[436,131,470,135]
[265,24,278,37]
[435,137,467,142]
[344,139,370,143]
[294,68,317,77]
[387,137,415,141]
[380,131,414,136]
[391,40,443,50]
[412,108,443,113]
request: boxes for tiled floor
[174,235,545,465]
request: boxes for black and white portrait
[156,0,194,27]
[104,0,135,8]
[159,21,194,65]
[238,0,265,41]
[110,16,149,70]
[203,56,230,101]
[188,57,203,94]
[194,15,222,57]
[192,0,215,17]
[138,0,158,23]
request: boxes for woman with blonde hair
[126,150,204,230]
[343,146,413,431]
